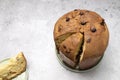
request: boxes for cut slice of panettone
[0,52,27,80]
[59,33,83,68]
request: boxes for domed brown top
[54,9,109,69]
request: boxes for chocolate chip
[100,19,105,26]
[66,17,70,22]
[63,45,66,49]
[86,37,91,43]
[79,12,84,16]
[90,27,96,32]
[80,21,87,25]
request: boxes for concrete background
[0,0,120,80]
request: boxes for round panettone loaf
[54,9,109,70]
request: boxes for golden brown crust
[80,24,109,60]
[54,9,109,69]
[54,9,103,40]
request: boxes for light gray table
[0,0,120,80]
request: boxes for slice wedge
[0,52,27,80]
[59,33,83,67]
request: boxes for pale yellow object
[0,52,27,80]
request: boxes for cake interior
[58,32,84,68]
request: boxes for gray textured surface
[0,0,120,80]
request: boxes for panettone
[54,9,109,70]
